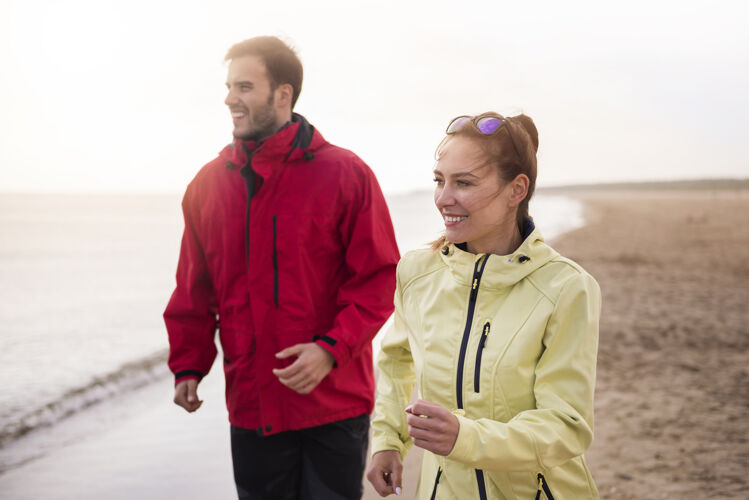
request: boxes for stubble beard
[234,94,279,142]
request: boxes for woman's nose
[434,185,454,209]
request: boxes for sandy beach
[1,186,747,499]
[553,188,749,499]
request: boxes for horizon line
[1,177,748,198]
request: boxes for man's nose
[224,89,237,106]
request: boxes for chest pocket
[470,294,550,419]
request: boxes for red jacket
[164,114,400,435]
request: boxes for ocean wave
[0,349,169,449]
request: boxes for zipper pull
[536,473,555,500]
[469,255,488,303]
[469,279,478,302]
[481,322,490,347]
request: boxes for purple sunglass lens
[476,117,502,134]
[447,116,471,134]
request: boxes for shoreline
[0,192,584,499]
[0,350,169,453]
[0,190,577,460]
[2,187,746,498]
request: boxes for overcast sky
[1,0,747,194]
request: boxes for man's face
[224,55,281,141]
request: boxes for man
[164,36,400,499]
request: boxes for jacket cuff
[370,437,411,461]
[174,370,204,386]
[446,413,474,463]
[313,335,350,367]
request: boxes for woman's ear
[507,174,529,207]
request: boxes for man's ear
[274,83,294,109]
[507,174,530,208]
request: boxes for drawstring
[534,473,555,500]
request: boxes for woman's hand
[406,399,460,456]
[367,450,403,496]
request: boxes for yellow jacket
[372,228,601,499]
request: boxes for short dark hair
[225,36,303,108]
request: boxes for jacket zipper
[474,322,490,393]
[475,469,488,500]
[454,255,490,500]
[239,148,257,269]
[456,254,489,409]
[534,473,556,500]
[272,215,278,308]
[429,467,442,500]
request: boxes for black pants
[230,414,370,500]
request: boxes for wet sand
[553,188,749,499]
[1,187,747,499]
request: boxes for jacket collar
[439,225,558,290]
[220,113,324,175]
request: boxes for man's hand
[406,399,460,456]
[273,342,335,394]
[367,450,403,497]
[173,378,203,412]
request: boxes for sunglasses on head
[446,114,523,159]
[446,115,506,135]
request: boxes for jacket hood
[219,113,326,171]
[438,226,559,290]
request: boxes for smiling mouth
[444,215,467,223]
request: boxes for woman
[367,112,601,499]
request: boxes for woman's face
[433,136,518,254]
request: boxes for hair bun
[512,114,539,153]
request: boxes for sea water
[0,191,582,471]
